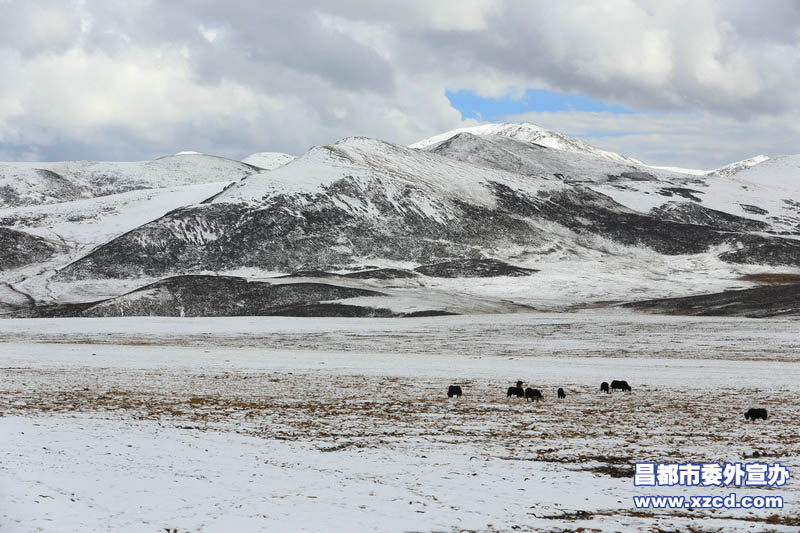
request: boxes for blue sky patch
[446,88,633,121]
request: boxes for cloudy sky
[1,0,799,168]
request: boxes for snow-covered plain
[1,311,798,532]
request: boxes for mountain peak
[411,122,644,165]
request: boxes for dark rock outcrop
[55,275,388,317]
[650,202,769,233]
[343,268,418,280]
[0,228,59,270]
[624,284,800,318]
[414,258,536,278]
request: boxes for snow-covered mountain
[411,122,646,165]
[423,131,666,184]
[2,124,799,317]
[414,122,773,179]
[419,129,796,237]
[0,153,254,310]
[57,136,580,281]
[54,135,800,293]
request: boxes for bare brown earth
[740,273,800,284]
[3,367,798,473]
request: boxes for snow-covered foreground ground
[1,311,799,532]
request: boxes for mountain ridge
[1,123,799,317]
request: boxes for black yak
[610,380,631,392]
[600,382,610,393]
[447,385,463,398]
[525,388,543,402]
[507,380,525,398]
[507,386,524,398]
[557,387,566,399]
[745,408,767,421]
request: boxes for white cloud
[0,0,798,168]
[198,25,218,43]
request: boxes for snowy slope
[649,155,768,178]
[0,153,252,304]
[0,181,232,247]
[637,156,767,177]
[644,164,708,176]
[586,155,800,236]
[724,155,798,187]
[698,155,800,233]
[706,155,770,178]
[241,151,296,170]
[0,153,257,208]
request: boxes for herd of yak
[446,381,768,421]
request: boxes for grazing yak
[557,388,566,399]
[600,382,610,393]
[745,408,768,421]
[525,388,543,402]
[507,385,524,398]
[610,380,631,392]
[507,380,525,398]
[447,385,463,398]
